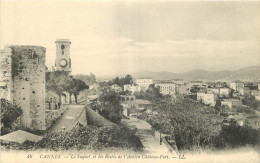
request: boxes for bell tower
[55,39,71,72]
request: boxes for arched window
[61,44,65,50]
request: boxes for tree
[72,79,89,103]
[0,99,22,128]
[46,71,70,102]
[107,74,134,88]
[216,123,259,148]
[214,99,222,112]
[74,73,96,85]
[242,95,260,110]
[46,71,88,104]
[190,86,200,93]
[134,84,162,102]
[139,95,223,150]
[123,74,133,85]
[64,76,77,104]
[98,88,123,123]
[145,84,163,102]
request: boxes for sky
[1,1,260,77]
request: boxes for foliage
[72,79,89,103]
[134,84,162,103]
[4,125,143,151]
[10,47,33,79]
[106,75,133,88]
[119,90,131,95]
[241,95,260,110]
[214,99,222,112]
[145,84,163,102]
[138,94,259,151]
[98,88,123,124]
[244,83,258,90]
[213,124,259,149]
[46,71,70,96]
[138,95,224,151]
[234,106,256,115]
[190,86,200,93]
[0,99,22,128]
[46,71,88,103]
[74,73,96,85]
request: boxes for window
[23,98,25,100]
[61,45,65,49]
[33,51,37,58]
[32,91,35,94]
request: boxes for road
[121,117,177,155]
[47,105,85,133]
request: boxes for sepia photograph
[0,0,259,163]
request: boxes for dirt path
[121,117,177,155]
[47,105,85,133]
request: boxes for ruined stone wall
[45,106,68,129]
[10,46,46,130]
[0,46,13,101]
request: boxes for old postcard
[0,0,259,163]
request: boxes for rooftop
[0,130,42,144]
[55,39,71,43]
[135,99,151,105]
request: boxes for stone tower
[0,45,46,130]
[55,39,71,72]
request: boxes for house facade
[136,79,153,91]
[155,83,176,95]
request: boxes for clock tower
[55,39,71,72]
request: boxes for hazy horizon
[1,1,260,77]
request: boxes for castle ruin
[0,46,46,130]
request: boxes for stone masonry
[0,45,46,130]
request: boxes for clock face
[60,59,67,67]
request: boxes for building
[124,84,141,94]
[221,98,242,109]
[155,83,176,95]
[233,114,247,126]
[253,91,260,101]
[110,84,122,92]
[136,79,153,91]
[134,99,152,109]
[189,81,203,90]
[0,45,46,130]
[208,87,231,97]
[207,82,226,88]
[246,115,260,129]
[197,91,217,107]
[172,79,184,85]
[0,46,12,101]
[230,81,244,92]
[55,39,72,72]
[120,95,135,102]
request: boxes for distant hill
[130,66,260,81]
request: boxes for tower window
[32,91,35,94]
[33,51,37,58]
[61,45,65,50]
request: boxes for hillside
[130,66,260,80]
